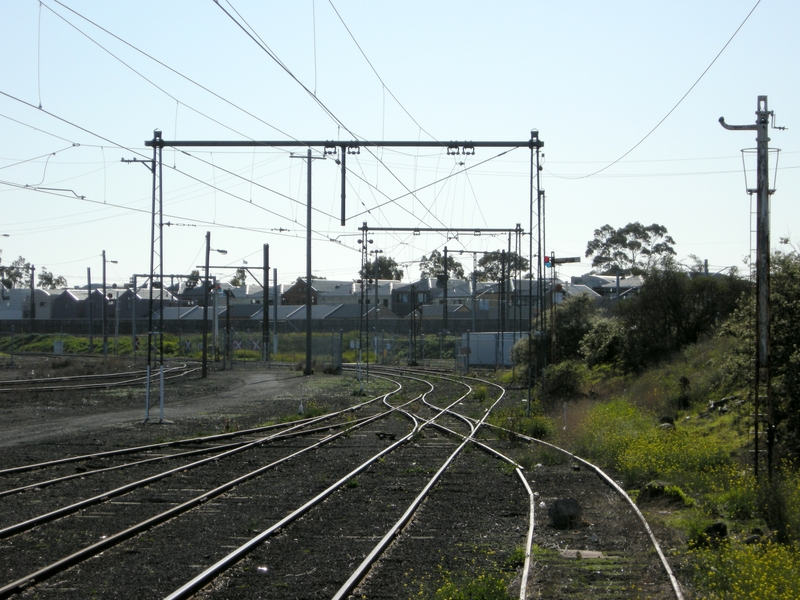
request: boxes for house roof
[286,304,343,320]
[562,284,601,298]
[601,275,644,290]
[409,303,472,318]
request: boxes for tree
[472,250,530,282]
[616,256,749,369]
[37,268,68,289]
[512,293,599,369]
[1,256,32,288]
[230,267,247,287]
[585,222,676,275]
[185,270,201,290]
[419,250,465,280]
[723,250,800,457]
[360,255,404,281]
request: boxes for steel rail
[443,415,685,600]
[333,372,508,598]
[378,367,544,600]
[0,363,191,391]
[515,469,536,600]
[0,388,410,600]
[508,429,685,600]
[0,387,390,476]
[0,366,197,393]
[166,374,450,599]
[163,382,422,600]
[0,413,381,498]
[0,403,382,540]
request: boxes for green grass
[690,541,800,599]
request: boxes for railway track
[0,367,684,599]
[0,363,197,393]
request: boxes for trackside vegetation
[501,249,800,600]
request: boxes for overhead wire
[0,144,77,173]
[0,89,149,160]
[40,1,285,149]
[2,8,353,252]
[217,0,459,234]
[326,0,439,143]
[47,0,300,143]
[349,148,517,219]
[552,0,763,180]
[0,177,352,247]
[0,113,75,145]
[173,148,338,220]
[33,0,391,258]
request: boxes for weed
[430,569,513,600]
[488,406,554,440]
[502,546,526,570]
[690,541,800,599]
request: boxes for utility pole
[102,251,107,358]
[87,267,94,353]
[443,246,448,332]
[202,232,211,379]
[291,149,325,376]
[262,244,269,362]
[29,264,35,334]
[720,95,784,480]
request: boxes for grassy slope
[537,336,800,599]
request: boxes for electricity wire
[217,1,455,231]
[47,0,299,142]
[326,0,438,142]
[0,89,148,160]
[554,0,763,180]
[41,1,281,147]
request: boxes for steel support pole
[443,246,448,332]
[202,232,211,378]
[262,244,269,362]
[755,99,774,478]
[87,267,94,353]
[102,251,107,358]
[273,268,278,359]
[719,96,781,479]
[305,149,313,376]
[29,265,35,334]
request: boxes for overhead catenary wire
[550,0,763,180]
[326,0,439,143]
[40,2,283,148]
[215,1,465,232]
[0,177,353,248]
[46,0,300,143]
[0,89,149,161]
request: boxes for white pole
[144,365,151,422]
[159,365,165,422]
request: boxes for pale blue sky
[1,1,797,287]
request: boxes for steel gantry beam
[145,136,544,226]
[143,132,545,382]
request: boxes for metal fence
[0,328,469,372]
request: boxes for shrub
[690,541,800,599]
[580,316,625,367]
[574,399,652,467]
[542,360,584,401]
[701,465,758,520]
[618,428,730,486]
[432,569,513,600]
[488,406,554,440]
